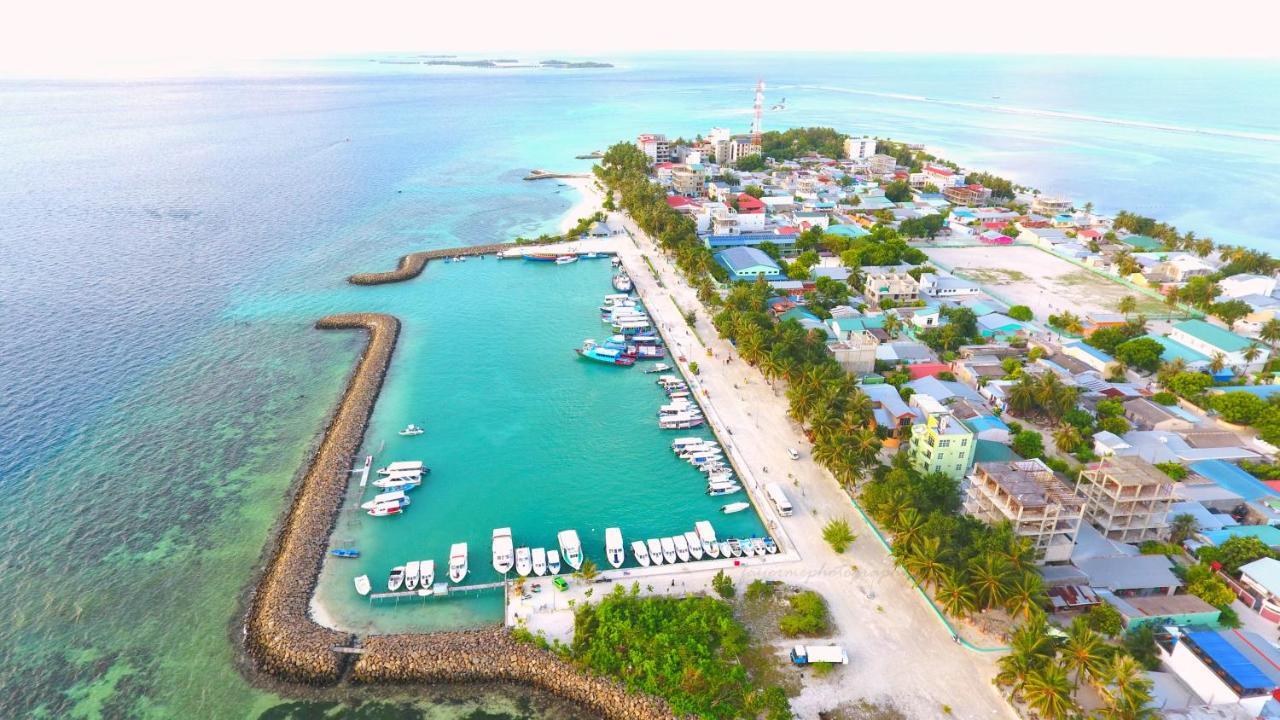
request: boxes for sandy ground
[925,244,1169,321]
[557,176,605,234]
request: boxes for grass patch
[821,700,910,720]
[953,267,1028,284]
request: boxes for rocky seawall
[347,243,513,285]
[245,313,400,683]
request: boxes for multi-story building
[843,137,876,161]
[829,330,878,375]
[636,133,670,164]
[922,164,963,188]
[909,401,977,480]
[1030,194,1072,215]
[868,154,898,175]
[863,269,919,306]
[1077,456,1175,543]
[670,165,705,197]
[964,459,1084,564]
[943,184,993,207]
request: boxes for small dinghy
[354,575,372,596]
[762,537,778,554]
[531,547,547,576]
[718,540,734,558]
[399,424,424,436]
[660,536,678,564]
[388,566,406,592]
[547,549,562,575]
[722,502,751,514]
[632,540,650,567]
[331,548,360,558]
[367,502,405,517]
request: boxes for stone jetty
[347,243,513,286]
[245,313,399,683]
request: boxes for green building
[908,407,977,480]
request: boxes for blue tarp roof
[1185,631,1275,694]
[1191,459,1276,503]
[1213,385,1280,399]
[1201,526,1280,547]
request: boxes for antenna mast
[751,79,765,144]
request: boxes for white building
[1219,273,1278,300]
[636,133,670,164]
[843,137,876,161]
[918,272,980,298]
[1161,629,1280,715]
[1168,319,1271,371]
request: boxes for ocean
[1,54,1276,718]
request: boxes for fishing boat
[647,538,664,565]
[631,540,650,567]
[604,527,625,569]
[727,539,742,557]
[660,536,678,564]
[377,460,424,476]
[514,547,532,577]
[672,534,690,562]
[399,424,424,436]
[371,475,421,490]
[644,363,672,374]
[684,531,704,560]
[547,549,561,574]
[557,529,583,570]
[659,412,703,429]
[762,537,778,554]
[492,528,514,574]
[448,543,468,583]
[388,566,405,592]
[677,444,719,458]
[697,462,730,474]
[405,561,421,591]
[361,491,408,510]
[367,502,404,517]
[722,502,751,514]
[331,548,360,558]
[354,574,372,596]
[696,521,718,556]
[531,547,547,576]
[576,339,636,366]
[718,540,734,558]
[555,254,578,265]
[686,454,722,466]
[706,478,739,491]
[612,273,633,292]
[522,253,559,262]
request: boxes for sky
[2,0,1278,76]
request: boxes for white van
[765,482,793,517]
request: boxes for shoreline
[556,175,605,234]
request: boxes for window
[960,439,968,447]
[939,439,951,448]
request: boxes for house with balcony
[908,398,978,480]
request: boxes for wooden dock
[368,580,505,602]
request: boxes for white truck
[789,644,848,665]
[765,482,794,517]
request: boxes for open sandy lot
[925,244,1168,320]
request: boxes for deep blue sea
[0,54,1277,717]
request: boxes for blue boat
[331,548,360,558]
[575,339,635,366]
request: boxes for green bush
[1151,391,1178,405]
[779,591,831,637]
[745,579,778,601]
[713,569,736,599]
[1007,305,1034,321]
[1155,462,1188,480]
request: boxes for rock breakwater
[347,243,513,285]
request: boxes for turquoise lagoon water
[2,55,1278,717]
[310,258,763,632]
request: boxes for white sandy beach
[557,175,605,234]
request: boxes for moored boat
[707,484,742,497]
[673,534,690,562]
[631,540,650,567]
[405,560,421,591]
[718,540,734,558]
[696,521,718,558]
[643,363,672,374]
[514,547,533,577]
[659,412,703,429]
[547,549,561,574]
[647,538,664,565]
[555,254,578,265]
[371,475,422,490]
[421,559,436,587]
[399,424,424,436]
[367,502,404,517]
[558,529,583,570]
[522,253,559,262]
[331,548,360,558]
[449,543,468,583]
[361,491,407,510]
[660,536,678,564]
[492,528,514,574]
[354,574,372,596]
[740,538,756,557]
[671,436,709,451]
[388,566,405,592]
[576,339,636,366]
[722,502,751,514]
[684,531,704,560]
[531,547,547,576]
[762,537,778,554]
[727,539,742,557]
[605,527,625,569]
[377,460,425,476]
[612,273,633,292]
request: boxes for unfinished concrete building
[1077,455,1174,543]
[964,459,1084,564]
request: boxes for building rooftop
[1181,630,1280,696]
[1084,455,1171,486]
[973,459,1084,510]
[715,246,780,273]
[1202,525,1280,548]
[1190,459,1276,503]
[1075,554,1181,592]
[1172,319,1253,353]
[1240,557,1280,597]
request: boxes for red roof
[982,221,1008,230]
[654,161,675,170]
[736,194,765,213]
[1265,480,1280,494]
[776,226,798,235]
[1077,228,1102,239]
[925,164,954,177]
[907,363,952,380]
[665,196,697,209]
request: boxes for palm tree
[893,507,926,548]
[573,558,600,583]
[1007,374,1039,418]
[812,438,844,472]
[1117,295,1137,317]
[883,312,902,339]
[759,348,786,386]
[786,382,821,424]
[849,427,882,473]
[995,650,1040,701]
[1022,664,1077,720]
[902,536,947,589]
[1053,424,1082,454]
[1061,620,1106,690]
[1005,573,1048,621]
[1169,513,1199,545]
[968,554,1012,610]
[1000,533,1036,573]
[1243,343,1262,369]
[1209,351,1227,375]
[1157,357,1187,386]
[1097,653,1155,718]
[933,568,977,619]
[1260,318,1280,353]
[843,391,874,425]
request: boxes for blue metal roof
[1185,631,1275,695]
[1190,459,1276,503]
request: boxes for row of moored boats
[576,291,665,367]
[656,374,703,429]
[363,459,431,516]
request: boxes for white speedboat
[531,547,547,576]
[740,538,756,557]
[708,483,741,496]
[555,254,578,265]
[602,293,631,306]
[631,540,650,567]
[354,574,372,596]
[421,559,435,587]
[547,549,561,574]
[718,540,734,558]
[672,534,690,562]
[643,363,672,374]
[361,491,407,510]
[763,537,778,554]
[612,273,633,292]
[647,538,664,565]
[558,530,583,570]
[515,547,532,577]
[405,560,421,591]
[671,437,709,451]
[399,424,424,436]
[388,566,405,592]
[371,475,421,490]
[727,539,742,557]
[660,536,678,564]
[696,521,718,558]
[449,543,468,583]
[605,527,625,569]
[722,502,751,514]
[659,412,703,429]
[492,528,515,574]
[367,502,405,517]
[684,531,704,560]
[377,460,424,476]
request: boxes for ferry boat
[421,559,436,587]
[367,502,404,517]
[557,529,583,570]
[388,566,405,592]
[604,527,624,569]
[405,561,421,591]
[399,424,425,436]
[531,547,547,576]
[522,253,559,262]
[576,339,636,366]
[514,547,533,577]
[631,540,650,567]
[449,543,469,583]
[547,549,561,575]
[361,491,408,510]
[659,537,678,564]
[696,521,717,555]
[722,502,751,514]
[492,528,514,574]
[647,538,664,565]
[644,363,672,374]
[672,534,690,562]
[659,412,703,429]
[354,574,372,596]
[683,531,703,560]
[377,460,425,476]
[331,548,360,558]
[555,254,578,265]
[612,273,633,292]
